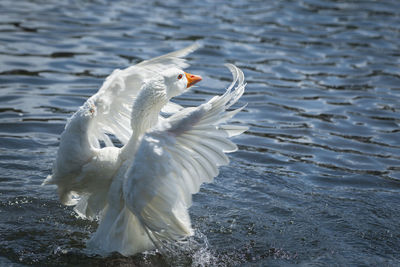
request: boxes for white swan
[44,44,248,256]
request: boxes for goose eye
[177,74,183,80]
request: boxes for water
[1,0,400,265]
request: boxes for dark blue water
[1,0,400,265]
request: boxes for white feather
[44,44,248,256]
[44,44,199,215]
[122,65,248,248]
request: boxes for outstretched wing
[86,43,200,148]
[137,43,199,73]
[44,44,200,218]
[123,64,247,244]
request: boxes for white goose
[44,44,248,256]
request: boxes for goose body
[44,44,247,256]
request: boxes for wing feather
[184,131,238,152]
[123,64,248,245]
[137,43,200,73]
[47,45,199,220]
[180,133,230,165]
[86,44,200,148]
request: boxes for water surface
[1,0,400,265]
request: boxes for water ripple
[0,0,400,265]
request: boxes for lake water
[1,0,400,266]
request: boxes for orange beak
[185,72,202,88]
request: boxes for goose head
[161,68,202,99]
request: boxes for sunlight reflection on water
[0,0,400,265]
